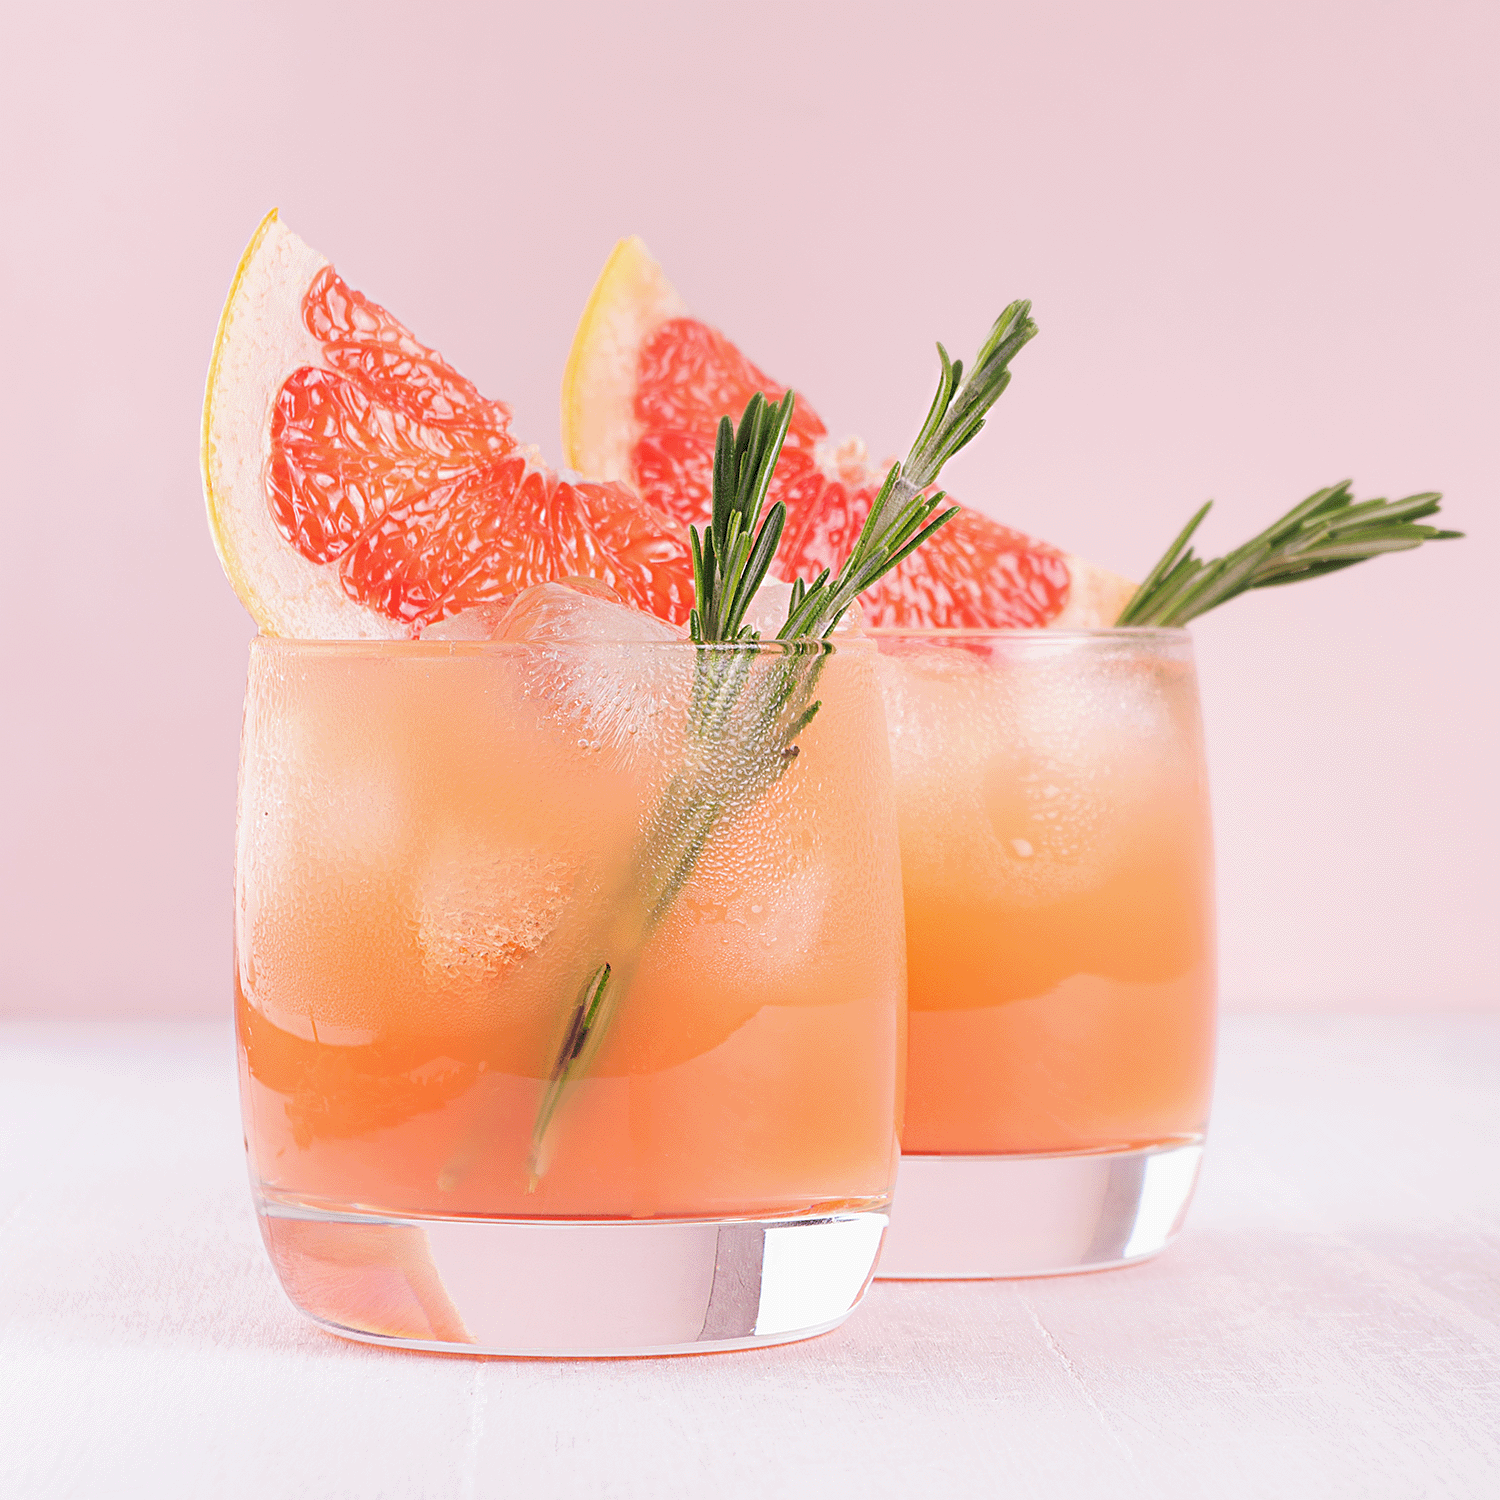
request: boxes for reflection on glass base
[876,1140,1203,1280]
[256,1197,888,1356]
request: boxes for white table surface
[2,1014,1497,1499]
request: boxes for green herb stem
[527,303,1039,1179]
[525,636,827,1183]
[689,392,795,645]
[777,300,1037,640]
[1116,482,1460,627]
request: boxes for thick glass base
[876,1140,1203,1279]
[255,1197,888,1356]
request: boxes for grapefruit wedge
[562,238,1135,629]
[203,212,694,636]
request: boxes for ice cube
[420,603,512,641]
[419,580,684,644]
[475,582,689,777]
[416,832,576,990]
[721,860,829,969]
[878,638,1190,908]
[649,792,834,996]
[495,580,684,644]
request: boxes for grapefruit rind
[561,239,1138,629]
[202,210,405,639]
[1052,557,1136,627]
[561,236,687,483]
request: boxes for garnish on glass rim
[526,303,1038,1181]
[1118,482,1460,626]
[562,238,1099,630]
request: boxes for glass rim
[248,633,869,655]
[864,626,1190,642]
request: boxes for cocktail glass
[870,628,1215,1278]
[235,633,905,1354]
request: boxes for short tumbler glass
[870,629,1216,1278]
[235,635,905,1355]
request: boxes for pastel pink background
[2,1,1495,1018]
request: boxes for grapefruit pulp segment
[203,214,695,636]
[562,238,1137,629]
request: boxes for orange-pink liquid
[236,639,905,1223]
[875,632,1216,1155]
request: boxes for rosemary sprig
[905,299,1038,490]
[689,392,794,643]
[527,303,1038,1181]
[527,395,809,1183]
[1117,482,1461,627]
[780,299,1038,640]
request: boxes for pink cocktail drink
[205,206,1454,1333]
[873,629,1215,1276]
[236,634,905,1351]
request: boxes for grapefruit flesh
[204,212,694,637]
[563,238,1136,629]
